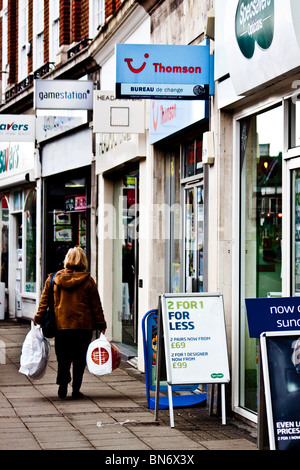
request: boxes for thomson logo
[0,122,29,131]
[124,53,202,75]
[38,89,91,101]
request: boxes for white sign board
[160,293,230,385]
[36,110,88,143]
[150,99,207,144]
[93,90,145,134]
[0,115,35,142]
[34,79,94,110]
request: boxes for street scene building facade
[1,0,300,429]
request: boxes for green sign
[235,0,274,59]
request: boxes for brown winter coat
[34,269,107,331]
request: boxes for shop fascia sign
[93,90,145,134]
[0,142,35,178]
[235,0,274,59]
[0,115,35,142]
[150,99,208,144]
[36,110,88,143]
[115,43,214,100]
[34,79,94,110]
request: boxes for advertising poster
[160,293,230,385]
[261,332,300,450]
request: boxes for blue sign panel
[115,43,214,100]
[245,297,300,338]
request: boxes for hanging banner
[93,90,145,134]
[116,43,214,100]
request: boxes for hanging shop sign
[115,43,214,100]
[0,115,35,142]
[34,80,94,110]
[150,99,208,144]
[245,297,300,338]
[36,110,88,143]
[261,331,300,450]
[93,91,145,134]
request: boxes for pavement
[0,319,259,454]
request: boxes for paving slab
[0,320,258,451]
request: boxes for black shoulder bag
[42,272,57,338]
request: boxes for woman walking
[34,246,107,399]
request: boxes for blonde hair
[64,246,88,271]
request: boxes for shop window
[0,196,9,287]
[166,152,181,292]
[24,189,36,293]
[184,138,203,178]
[113,171,139,347]
[46,170,89,275]
[240,106,283,414]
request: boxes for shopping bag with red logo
[86,333,121,375]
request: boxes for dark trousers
[55,329,93,392]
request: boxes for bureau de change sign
[115,43,214,100]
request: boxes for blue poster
[245,297,300,338]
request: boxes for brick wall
[80,0,89,40]
[44,0,49,63]
[60,0,71,46]
[105,0,122,20]
[28,0,33,74]
[7,0,18,86]
[72,0,89,44]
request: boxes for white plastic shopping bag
[86,333,121,376]
[19,322,50,380]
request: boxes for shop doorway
[113,170,139,348]
[184,182,204,292]
[43,167,90,279]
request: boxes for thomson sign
[34,79,94,110]
[116,43,214,100]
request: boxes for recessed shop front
[150,99,209,296]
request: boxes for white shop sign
[34,80,94,110]
[0,115,35,142]
[93,91,145,134]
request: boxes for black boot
[58,384,68,398]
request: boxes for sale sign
[160,293,230,385]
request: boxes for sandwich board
[154,293,230,427]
